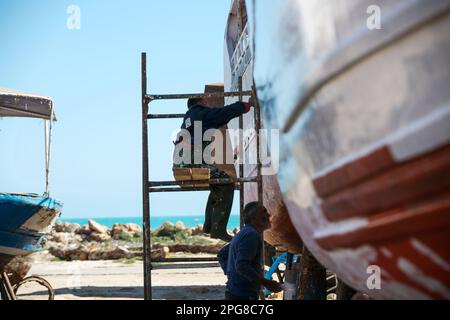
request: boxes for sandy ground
[15,253,227,300]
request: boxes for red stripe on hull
[316,192,450,250]
[320,144,450,221]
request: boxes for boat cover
[0,88,56,120]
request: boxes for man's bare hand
[248,96,254,107]
[262,279,283,293]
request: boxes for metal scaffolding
[140,52,263,300]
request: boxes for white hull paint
[249,0,450,299]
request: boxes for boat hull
[250,0,450,298]
[0,193,62,270]
[224,0,303,253]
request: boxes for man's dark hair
[243,201,262,224]
[187,98,204,109]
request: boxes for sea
[60,215,241,230]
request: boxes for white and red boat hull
[246,0,450,299]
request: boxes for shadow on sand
[17,284,226,300]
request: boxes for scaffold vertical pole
[238,76,245,228]
[253,84,266,300]
[253,86,263,206]
[141,52,152,300]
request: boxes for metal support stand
[299,246,327,300]
[238,76,245,228]
[140,52,263,300]
[0,272,16,300]
[0,272,54,300]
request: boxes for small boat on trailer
[246,0,450,299]
[0,88,62,271]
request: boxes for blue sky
[0,0,239,218]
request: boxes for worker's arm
[203,101,251,128]
[217,243,230,275]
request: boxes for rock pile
[111,223,143,240]
[46,220,145,261]
[44,220,227,261]
[48,243,167,261]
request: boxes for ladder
[140,52,264,300]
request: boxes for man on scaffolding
[173,97,252,242]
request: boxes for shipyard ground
[15,252,227,300]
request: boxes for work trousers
[203,167,234,239]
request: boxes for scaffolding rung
[149,176,258,187]
[147,113,185,119]
[151,263,220,270]
[149,186,240,193]
[151,257,218,263]
[146,90,253,101]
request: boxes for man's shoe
[211,232,233,242]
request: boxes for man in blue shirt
[173,97,252,242]
[218,202,283,299]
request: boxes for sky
[0,0,240,218]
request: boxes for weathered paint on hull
[0,193,62,270]
[250,0,450,298]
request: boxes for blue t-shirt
[217,224,262,298]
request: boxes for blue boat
[0,88,62,270]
